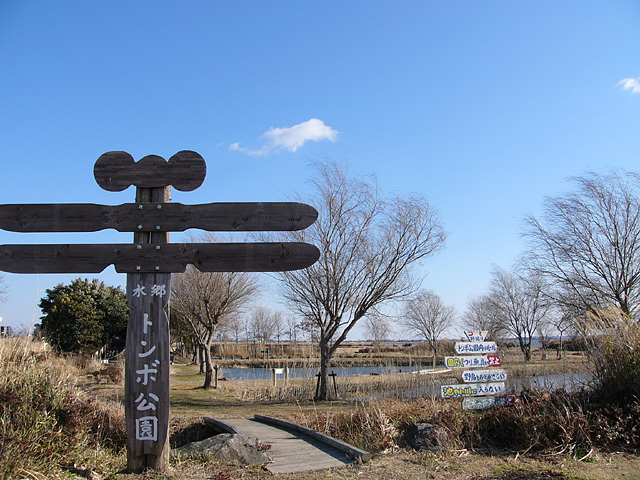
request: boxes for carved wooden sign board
[0,151,320,473]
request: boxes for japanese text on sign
[462,395,515,410]
[133,283,166,442]
[454,341,498,354]
[440,382,506,399]
[444,354,501,369]
[464,331,487,342]
[462,369,507,383]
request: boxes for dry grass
[0,337,126,479]
[577,305,640,403]
[110,449,640,480]
[2,337,637,480]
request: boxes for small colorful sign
[442,330,511,409]
[454,341,498,354]
[462,369,507,383]
[440,382,506,399]
[462,395,515,410]
[444,354,502,369]
[464,330,488,342]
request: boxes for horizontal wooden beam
[0,242,320,273]
[0,202,317,233]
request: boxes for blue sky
[1,1,639,338]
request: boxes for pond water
[356,372,594,402]
[219,365,425,381]
[509,372,593,393]
[216,365,593,402]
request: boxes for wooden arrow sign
[0,242,320,273]
[0,202,318,233]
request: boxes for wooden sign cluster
[0,151,320,472]
[441,331,514,410]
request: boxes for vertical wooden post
[125,186,171,473]
[315,372,321,399]
[330,371,338,399]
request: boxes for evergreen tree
[39,278,129,354]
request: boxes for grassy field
[3,338,638,480]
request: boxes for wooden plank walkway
[215,417,356,473]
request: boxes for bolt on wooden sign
[441,330,514,410]
[0,151,320,472]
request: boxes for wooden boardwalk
[206,417,359,473]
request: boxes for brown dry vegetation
[114,451,640,480]
[2,337,639,480]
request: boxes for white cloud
[618,77,640,94]
[230,118,338,157]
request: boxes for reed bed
[577,305,640,403]
[210,348,586,404]
[291,388,640,456]
[215,368,458,403]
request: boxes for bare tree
[536,319,554,350]
[249,306,279,345]
[273,311,284,346]
[285,315,300,344]
[171,265,258,388]
[274,161,446,399]
[225,316,244,344]
[363,311,393,354]
[298,315,319,343]
[523,171,640,319]
[465,294,507,342]
[489,267,550,362]
[404,290,455,367]
[549,306,578,359]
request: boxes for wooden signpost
[441,331,513,409]
[0,150,320,473]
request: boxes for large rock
[173,433,271,465]
[403,423,448,452]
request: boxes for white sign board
[462,369,507,383]
[454,341,497,355]
[445,355,502,369]
[464,330,487,342]
[440,382,506,399]
[462,395,515,410]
